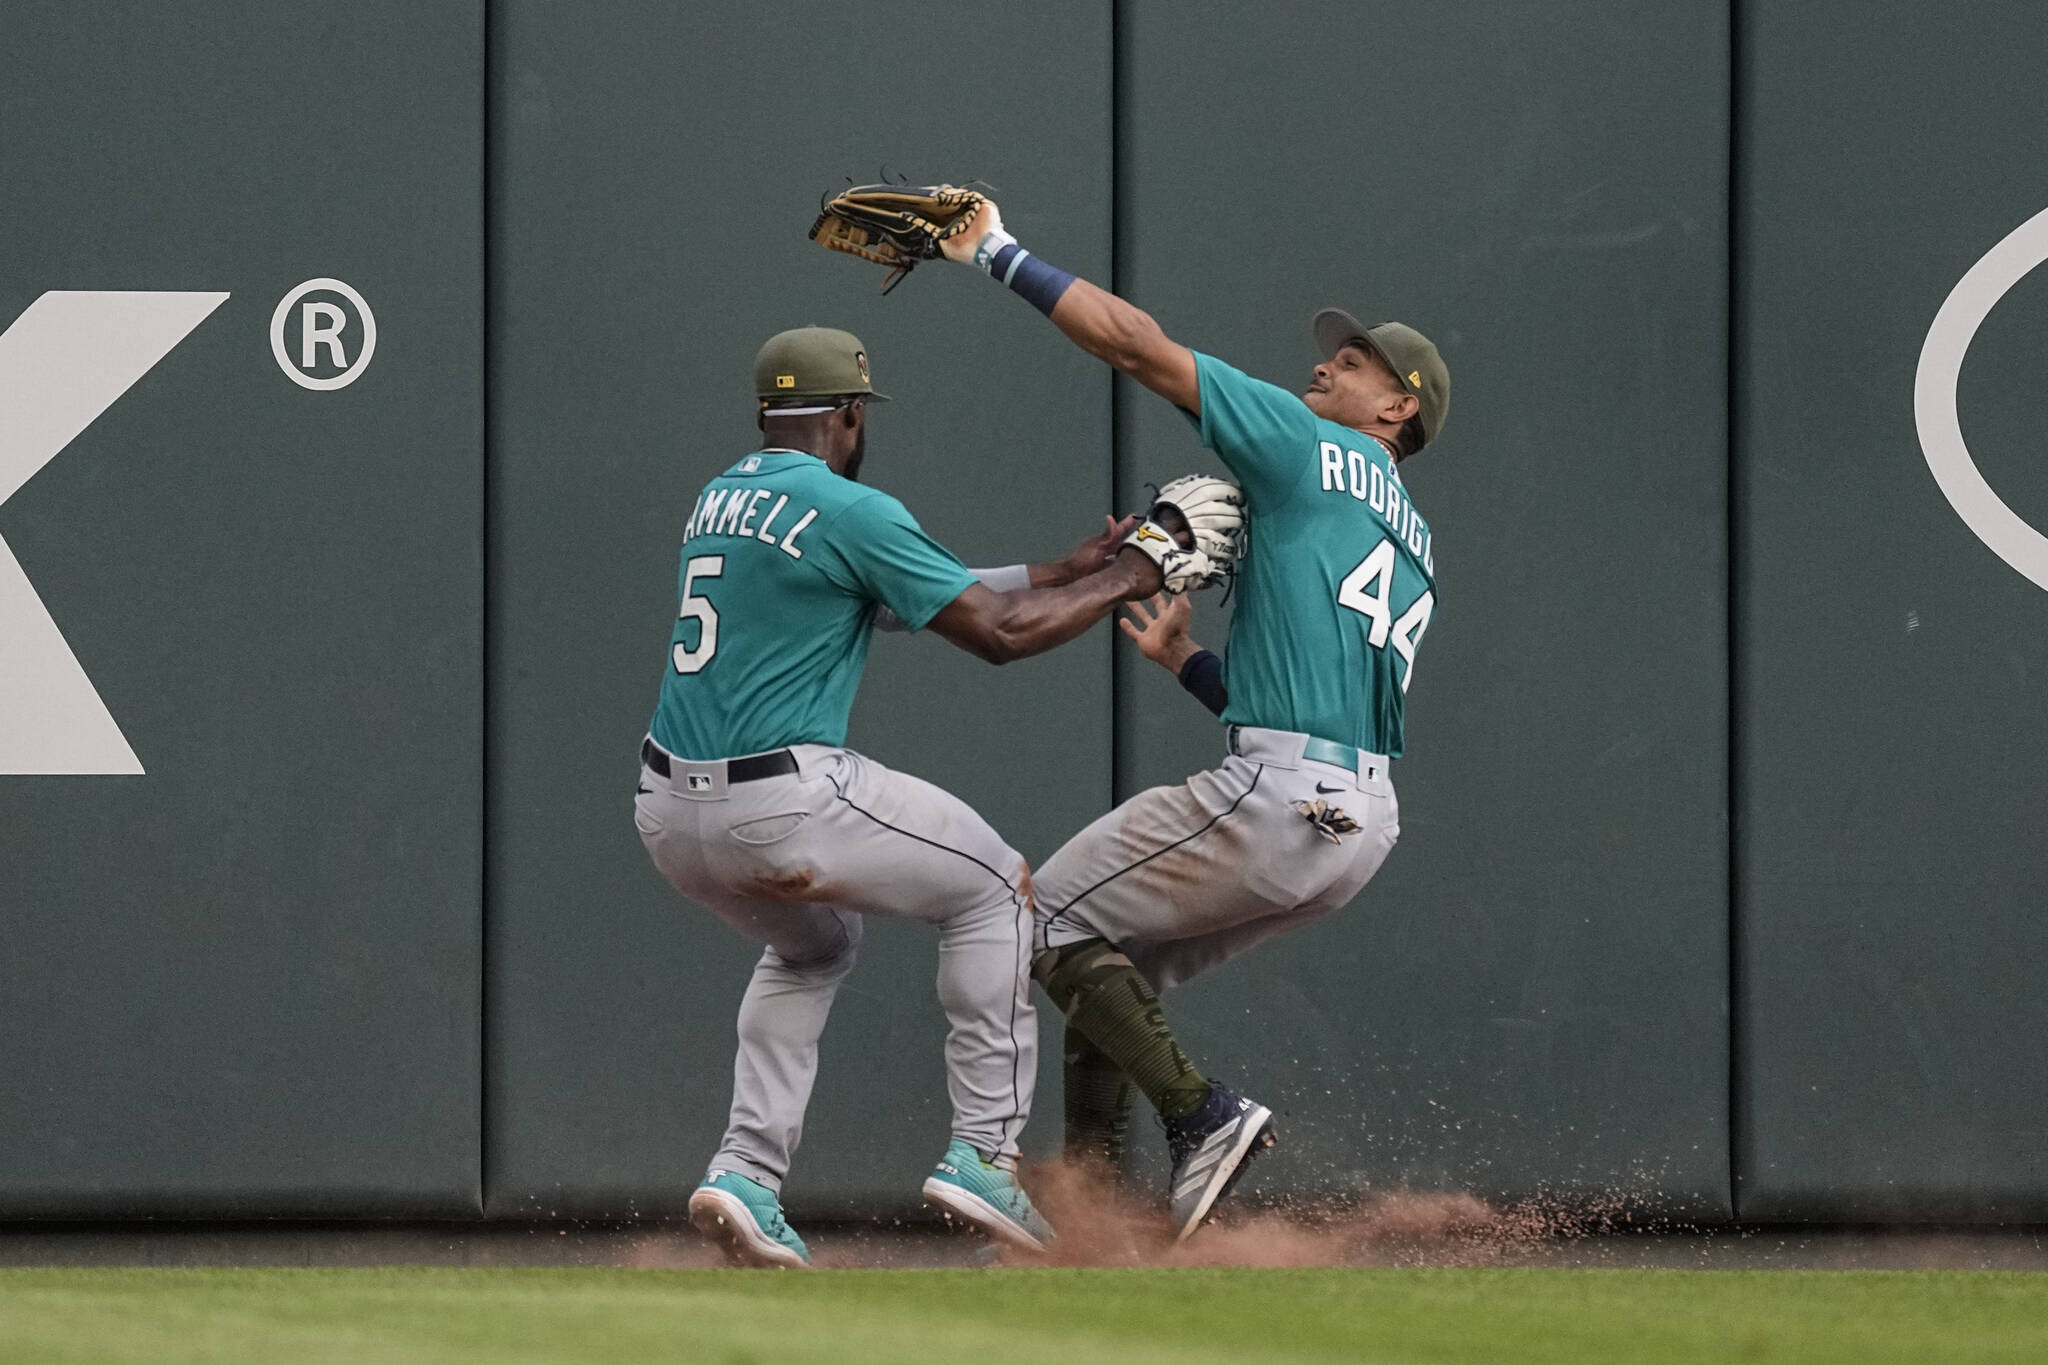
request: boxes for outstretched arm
[928,550,1162,665]
[1041,279,1200,414]
[942,201,1200,414]
[874,514,1141,633]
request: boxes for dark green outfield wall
[1,0,2042,1222]
[0,1,483,1215]
[1733,1,2048,1220]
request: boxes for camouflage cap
[1312,308,1449,449]
[754,326,890,405]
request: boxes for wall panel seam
[1108,0,1128,808]
[1725,0,1747,1223]
[477,0,497,1220]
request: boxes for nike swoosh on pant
[1316,783,1343,794]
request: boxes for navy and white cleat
[1164,1083,1275,1241]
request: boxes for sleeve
[1189,351,1318,508]
[829,493,981,633]
[969,563,1032,594]
[1176,648,1229,717]
[873,564,1027,633]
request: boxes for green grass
[1,1267,2044,1364]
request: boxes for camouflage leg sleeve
[1063,1021,1135,1172]
[1032,937,1211,1121]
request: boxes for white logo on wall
[271,277,376,390]
[1915,204,2048,593]
[0,291,229,774]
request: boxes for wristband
[970,230,1077,317]
[969,228,1018,272]
[1177,649,1229,718]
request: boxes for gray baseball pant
[1034,725,1400,990]
[635,741,1036,1191]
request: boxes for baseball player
[936,204,1450,1238]
[639,326,1171,1268]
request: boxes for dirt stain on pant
[748,868,830,901]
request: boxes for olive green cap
[753,326,890,405]
[1312,308,1449,449]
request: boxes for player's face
[1305,343,1405,429]
[843,402,867,483]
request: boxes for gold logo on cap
[776,374,796,389]
[856,351,870,383]
[1408,370,1422,388]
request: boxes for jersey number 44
[1336,535,1434,694]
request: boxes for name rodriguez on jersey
[1316,439,1432,577]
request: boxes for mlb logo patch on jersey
[739,456,761,472]
[687,773,713,792]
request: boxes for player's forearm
[963,222,1162,366]
[1047,278,1168,374]
[1026,560,1068,588]
[982,560,1153,663]
[962,233,1200,409]
[972,560,1086,589]
[1027,552,1106,588]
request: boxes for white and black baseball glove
[1121,474,1246,594]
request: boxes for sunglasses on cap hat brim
[760,395,871,417]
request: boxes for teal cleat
[921,1139,1055,1254]
[688,1170,810,1269]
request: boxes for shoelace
[757,1202,795,1239]
[976,1163,1037,1221]
[1160,1098,1236,1168]
[1157,1110,1199,1166]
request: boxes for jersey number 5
[672,555,723,673]
[1336,537,1434,693]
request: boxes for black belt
[641,737,798,784]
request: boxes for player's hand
[1118,593,1201,673]
[1061,514,1143,583]
[939,197,1007,264]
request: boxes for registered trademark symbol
[270,277,376,391]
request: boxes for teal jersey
[1191,352,1437,758]
[647,449,978,759]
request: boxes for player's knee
[1031,936,1133,1003]
[952,856,1031,924]
[765,917,862,975]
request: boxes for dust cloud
[1007,1159,1637,1269]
